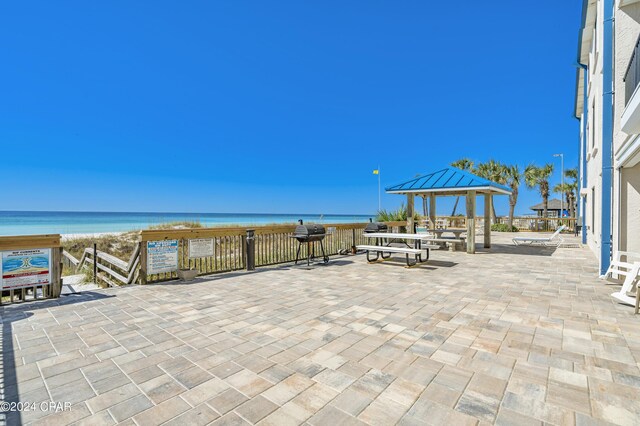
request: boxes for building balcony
[622,35,640,134]
[620,0,640,6]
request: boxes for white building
[576,0,640,274]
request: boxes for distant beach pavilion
[529,198,567,218]
[385,167,512,254]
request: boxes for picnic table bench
[420,236,466,252]
[432,228,467,239]
[357,232,438,267]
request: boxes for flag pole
[377,165,381,212]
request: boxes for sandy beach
[61,232,126,241]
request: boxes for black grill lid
[364,222,388,233]
[294,224,326,236]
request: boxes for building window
[591,99,596,150]
[586,121,590,153]
[591,187,595,233]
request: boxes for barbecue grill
[291,220,329,266]
[364,220,388,233]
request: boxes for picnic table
[357,232,438,267]
[421,228,467,251]
[432,228,467,238]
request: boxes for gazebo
[529,198,566,218]
[385,167,512,254]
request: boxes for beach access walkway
[1,233,639,425]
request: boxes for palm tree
[553,183,573,217]
[450,158,475,216]
[451,158,474,171]
[476,160,506,222]
[524,163,554,218]
[565,168,579,218]
[503,165,521,229]
[553,170,578,219]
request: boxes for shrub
[491,223,519,232]
[63,232,139,264]
[376,203,420,222]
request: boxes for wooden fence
[62,250,80,270]
[0,234,63,305]
[494,217,577,233]
[138,221,406,284]
[419,216,577,233]
[74,244,140,287]
[0,216,581,300]
[55,216,579,288]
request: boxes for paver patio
[2,233,640,425]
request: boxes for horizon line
[0,210,375,216]
[0,209,544,217]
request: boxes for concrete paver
[1,233,639,425]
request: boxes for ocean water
[0,211,374,236]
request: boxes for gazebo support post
[484,193,491,248]
[429,196,436,230]
[466,190,476,254]
[406,193,415,233]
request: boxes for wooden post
[429,195,436,230]
[484,193,491,249]
[139,241,148,285]
[406,193,415,233]
[466,191,476,254]
[51,247,63,298]
[241,233,247,268]
[351,229,357,254]
[245,230,255,271]
[93,243,97,284]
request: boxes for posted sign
[188,238,214,259]
[1,248,52,290]
[147,240,178,274]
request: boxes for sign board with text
[1,248,52,290]
[188,238,214,259]
[147,240,178,274]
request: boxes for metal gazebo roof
[385,167,512,196]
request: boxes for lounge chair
[600,251,640,280]
[609,261,640,312]
[512,226,566,247]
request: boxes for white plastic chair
[600,251,640,280]
[610,262,640,311]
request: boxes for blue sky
[0,1,582,215]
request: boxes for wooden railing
[0,234,63,304]
[495,217,577,233]
[62,250,80,270]
[138,221,406,284]
[252,223,395,267]
[76,244,140,287]
[625,34,640,105]
[417,216,577,233]
[56,216,579,289]
[139,227,246,283]
[431,216,468,229]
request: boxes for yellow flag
[373,169,379,175]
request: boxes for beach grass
[147,221,203,230]
[61,220,331,280]
[63,221,205,263]
[63,232,139,267]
